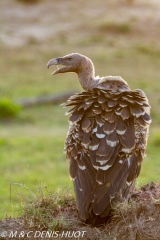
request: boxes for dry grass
[22,187,76,231]
[97,21,132,34]
[108,182,160,240]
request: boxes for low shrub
[16,0,40,4]
[0,99,21,119]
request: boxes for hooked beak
[47,57,67,75]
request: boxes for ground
[0,182,160,239]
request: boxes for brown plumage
[47,53,151,226]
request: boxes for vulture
[47,53,151,226]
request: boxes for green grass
[1,0,160,220]
[0,105,73,218]
[139,129,160,185]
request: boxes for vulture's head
[47,53,95,76]
[47,53,98,90]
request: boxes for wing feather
[119,118,135,149]
[64,85,151,222]
[69,158,78,180]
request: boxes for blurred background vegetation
[0,0,160,219]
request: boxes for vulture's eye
[67,58,72,61]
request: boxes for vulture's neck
[77,60,99,90]
[78,73,99,91]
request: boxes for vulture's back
[63,76,151,225]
